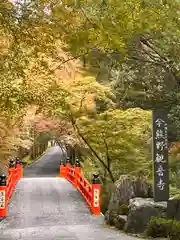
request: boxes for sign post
[152,110,169,202]
[0,175,7,217]
[91,173,101,215]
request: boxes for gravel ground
[0,146,142,240]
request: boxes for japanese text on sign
[155,118,168,191]
[153,111,169,201]
[94,189,99,207]
[0,190,5,209]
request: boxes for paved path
[23,145,66,177]
[0,146,139,240]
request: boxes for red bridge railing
[59,158,101,215]
[0,158,23,218]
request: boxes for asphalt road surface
[0,146,141,240]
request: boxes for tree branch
[69,110,115,182]
[104,138,111,170]
[75,124,115,182]
[57,51,89,67]
[139,37,180,84]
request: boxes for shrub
[145,217,171,238]
[169,221,180,240]
[119,204,129,215]
[145,217,180,240]
[100,183,112,214]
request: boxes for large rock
[167,199,180,221]
[105,175,152,225]
[114,215,127,230]
[124,197,167,234]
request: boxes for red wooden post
[74,167,80,187]
[15,157,22,181]
[74,159,81,188]
[70,167,75,184]
[9,160,16,190]
[0,175,7,218]
[18,158,23,179]
[66,157,71,168]
[60,165,66,178]
[59,159,66,178]
[91,174,101,215]
[19,163,23,179]
[65,157,71,179]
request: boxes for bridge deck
[0,147,140,239]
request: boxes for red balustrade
[0,159,23,218]
[60,160,101,215]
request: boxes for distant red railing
[0,158,23,218]
[59,158,101,215]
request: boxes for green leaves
[76,108,152,181]
[1,0,178,186]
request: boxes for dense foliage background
[1,0,180,209]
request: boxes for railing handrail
[0,158,23,218]
[60,159,101,215]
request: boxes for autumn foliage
[1,0,180,200]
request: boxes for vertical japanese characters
[152,111,169,201]
[0,190,5,209]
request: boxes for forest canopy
[0,1,180,194]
